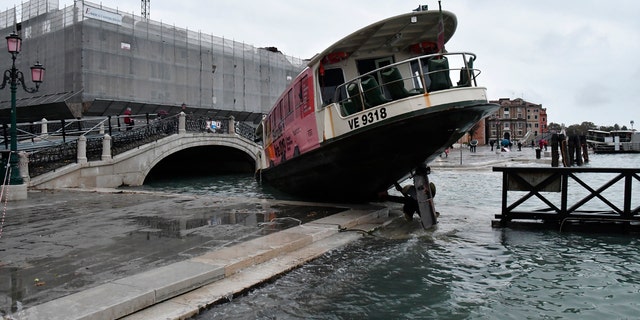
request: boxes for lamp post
[496,119,501,152]
[0,32,45,187]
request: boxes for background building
[486,98,548,145]
[0,0,305,123]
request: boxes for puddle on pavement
[131,204,346,238]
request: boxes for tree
[575,121,596,134]
[468,122,482,142]
[566,124,582,136]
[547,122,563,133]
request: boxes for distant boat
[586,129,640,153]
[255,6,498,202]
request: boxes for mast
[141,0,150,20]
[437,0,445,54]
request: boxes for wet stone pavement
[0,189,346,316]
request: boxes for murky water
[144,153,640,319]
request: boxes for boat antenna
[437,0,445,56]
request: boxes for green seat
[347,82,368,112]
[361,76,391,108]
[427,57,453,92]
[381,67,423,99]
[341,100,359,116]
[457,58,474,87]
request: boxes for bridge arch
[136,133,263,185]
[29,133,263,189]
[144,144,257,182]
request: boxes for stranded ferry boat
[255,5,498,227]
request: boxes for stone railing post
[77,135,87,164]
[228,115,235,134]
[40,118,48,135]
[179,112,186,134]
[18,151,29,184]
[102,134,112,161]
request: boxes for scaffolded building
[0,0,305,123]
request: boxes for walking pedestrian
[124,107,134,130]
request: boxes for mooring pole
[414,164,437,229]
[551,133,559,167]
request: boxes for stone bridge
[23,115,264,190]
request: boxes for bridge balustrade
[1,112,259,180]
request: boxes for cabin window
[282,94,289,118]
[286,89,293,116]
[300,75,313,117]
[319,68,345,105]
[269,115,275,137]
[294,81,302,108]
[278,101,284,124]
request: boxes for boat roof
[308,9,458,66]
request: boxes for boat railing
[333,52,480,117]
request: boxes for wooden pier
[492,167,640,232]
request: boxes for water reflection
[9,268,23,315]
[130,204,345,239]
[134,173,292,200]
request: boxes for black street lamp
[0,32,45,186]
[496,119,501,150]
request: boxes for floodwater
[153,153,640,319]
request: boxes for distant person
[206,118,219,133]
[490,140,495,151]
[470,140,478,152]
[517,141,522,151]
[123,107,134,130]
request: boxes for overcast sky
[58,0,640,128]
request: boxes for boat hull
[259,102,498,202]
